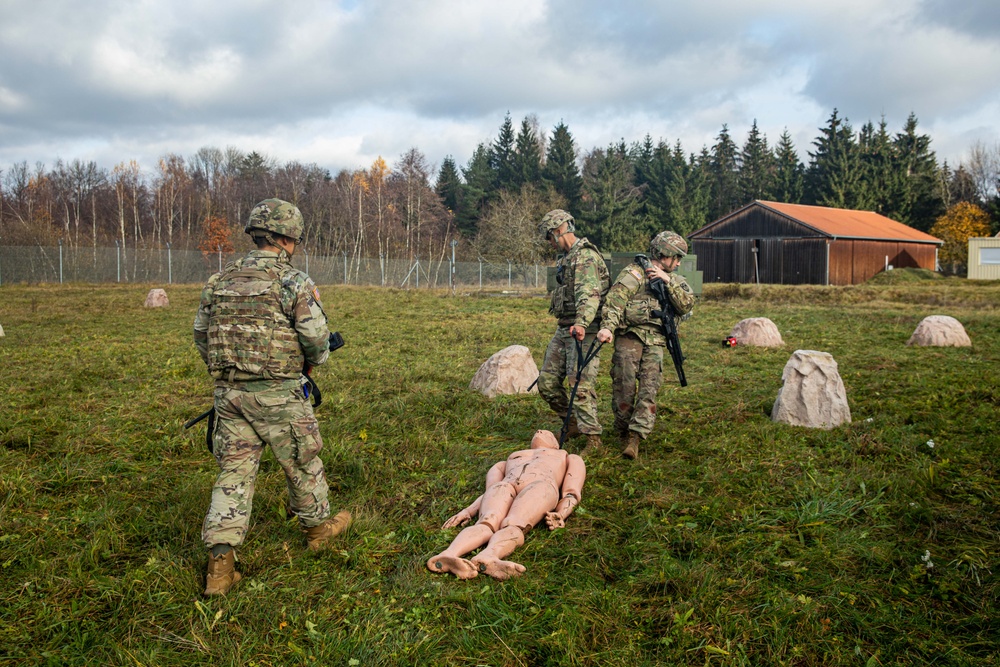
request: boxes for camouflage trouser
[610,333,664,439]
[538,327,603,435]
[202,383,330,548]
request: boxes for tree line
[1,109,998,266]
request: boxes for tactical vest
[550,238,610,327]
[622,267,667,343]
[206,260,304,381]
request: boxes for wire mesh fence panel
[0,245,551,291]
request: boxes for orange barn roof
[752,201,942,244]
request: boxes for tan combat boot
[204,549,242,596]
[561,415,581,438]
[622,432,641,460]
[580,434,601,457]
[303,510,352,551]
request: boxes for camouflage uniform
[601,262,694,439]
[538,237,610,434]
[194,248,332,548]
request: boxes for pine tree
[579,142,645,251]
[738,120,775,204]
[435,156,465,230]
[709,125,741,219]
[459,143,496,236]
[513,117,543,190]
[542,122,583,213]
[806,109,864,209]
[857,118,895,214]
[892,113,945,231]
[491,114,518,193]
[773,130,804,203]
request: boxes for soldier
[537,209,610,456]
[193,198,351,596]
[597,231,695,460]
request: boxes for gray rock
[772,350,851,429]
[730,317,784,347]
[144,288,169,308]
[469,345,539,398]
[907,315,971,347]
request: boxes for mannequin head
[529,429,559,450]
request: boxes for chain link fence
[0,244,551,290]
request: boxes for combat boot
[562,415,582,438]
[622,432,641,460]
[204,549,241,596]
[303,510,352,551]
[580,434,601,457]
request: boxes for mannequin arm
[545,454,586,530]
[441,461,507,529]
[442,495,482,529]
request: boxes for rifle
[186,331,345,453]
[559,336,604,448]
[634,254,687,387]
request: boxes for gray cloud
[0,0,997,173]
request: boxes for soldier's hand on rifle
[569,324,587,341]
[597,328,614,344]
[645,263,670,283]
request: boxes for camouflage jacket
[601,262,695,347]
[193,250,330,382]
[549,237,610,330]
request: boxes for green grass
[1,280,998,666]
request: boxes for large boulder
[730,317,784,347]
[907,315,971,347]
[144,289,169,308]
[469,345,539,398]
[771,350,851,429]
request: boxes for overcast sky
[1,0,998,179]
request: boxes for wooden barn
[689,200,943,285]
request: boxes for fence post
[380,253,385,286]
[217,245,223,273]
[416,257,420,289]
[167,243,172,284]
[304,248,309,275]
[343,252,348,284]
[450,239,457,294]
[535,263,538,287]
[479,258,482,289]
[508,260,511,287]
[115,240,121,282]
[58,239,64,284]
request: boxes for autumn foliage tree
[198,215,235,256]
[929,201,992,273]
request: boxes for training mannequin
[427,429,586,580]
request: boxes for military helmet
[649,231,688,259]
[245,199,304,242]
[539,209,575,238]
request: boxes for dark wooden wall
[692,205,938,285]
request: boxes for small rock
[907,315,971,347]
[772,350,851,429]
[730,317,784,347]
[144,289,169,308]
[469,345,539,398]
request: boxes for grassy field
[1,273,998,666]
